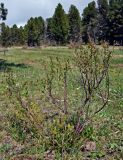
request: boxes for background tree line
[0,0,123,47]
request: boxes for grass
[0,46,123,159]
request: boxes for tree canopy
[51,3,69,45]
[0,3,8,20]
[0,1,123,46]
[68,5,81,43]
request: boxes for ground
[0,46,123,159]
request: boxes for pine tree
[18,26,25,45]
[10,24,20,45]
[68,5,81,43]
[25,17,45,46]
[51,3,69,45]
[96,0,109,42]
[0,3,8,20]
[0,3,8,41]
[82,1,97,43]
[98,0,109,17]
[109,0,123,6]
[1,23,11,47]
[35,17,45,45]
[46,18,54,45]
[108,0,123,45]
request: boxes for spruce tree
[52,3,69,45]
[68,5,81,43]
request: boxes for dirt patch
[10,155,40,160]
[24,60,36,66]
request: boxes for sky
[3,0,93,27]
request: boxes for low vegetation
[0,0,123,159]
[0,45,123,159]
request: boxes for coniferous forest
[0,0,123,47]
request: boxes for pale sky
[3,0,93,26]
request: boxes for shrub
[5,43,111,156]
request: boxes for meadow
[0,46,123,159]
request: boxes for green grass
[112,48,123,55]
[0,47,123,159]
